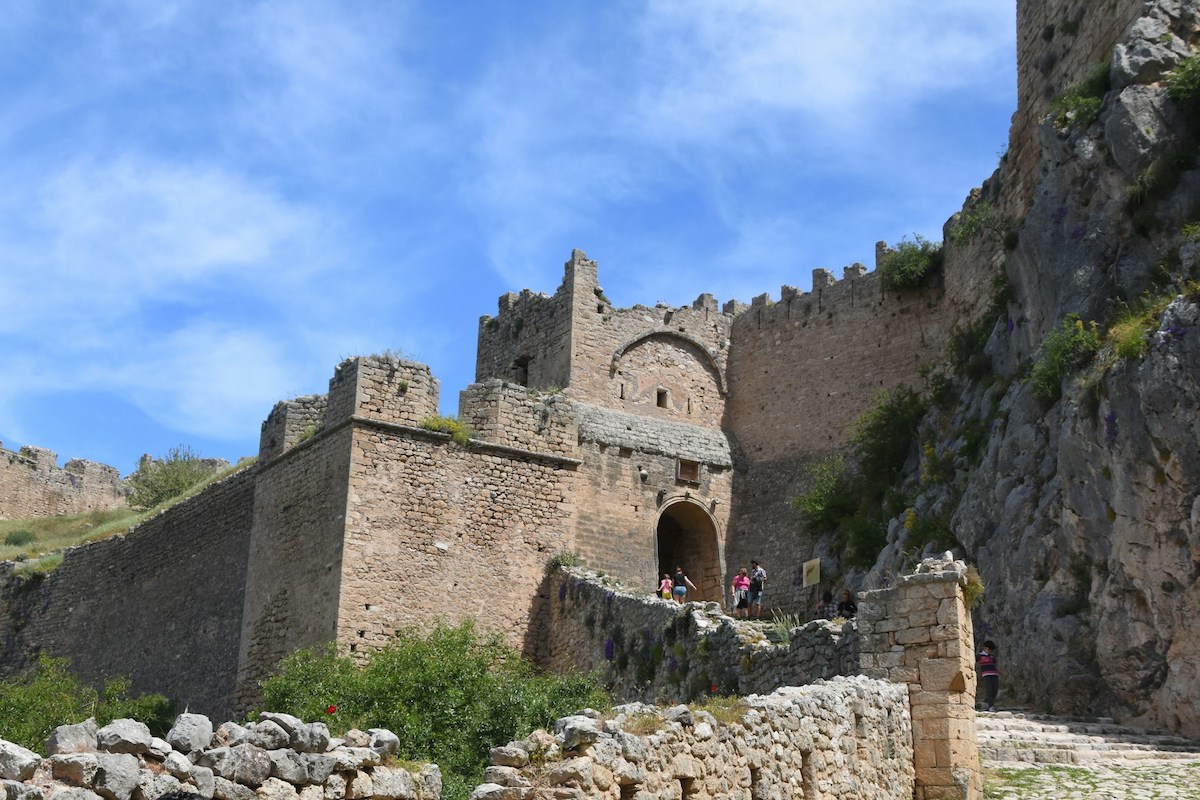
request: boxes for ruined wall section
[1006,0,1145,214]
[479,677,914,800]
[458,380,579,457]
[0,445,126,520]
[0,465,257,718]
[724,264,952,615]
[258,395,327,464]
[476,257,578,392]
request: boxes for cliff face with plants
[868,1,1200,737]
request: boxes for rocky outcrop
[0,715,440,800]
[873,0,1200,738]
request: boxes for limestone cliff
[872,1,1200,737]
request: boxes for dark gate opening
[655,500,721,603]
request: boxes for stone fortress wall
[0,444,126,521]
[0,465,257,717]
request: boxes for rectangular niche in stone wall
[677,459,700,484]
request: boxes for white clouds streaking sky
[0,2,1016,474]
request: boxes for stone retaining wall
[472,676,914,800]
[0,713,440,800]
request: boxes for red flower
[326,705,337,715]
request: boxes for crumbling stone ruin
[3,2,1200,792]
[0,713,440,800]
[0,445,125,520]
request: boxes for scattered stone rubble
[0,714,440,800]
[470,676,915,800]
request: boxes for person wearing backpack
[748,560,766,618]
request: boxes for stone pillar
[858,555,981,800]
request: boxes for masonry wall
[0,445,126,520]
[0,466,256,718]
[335,423,580,668]
[1006,0,1145,214]
[725,267,952,614]
[235,428,353,714]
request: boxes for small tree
[128,445,213,510]
[879,235,944,291]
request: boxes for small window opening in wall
[749,768,761,800]
[619,383,625,400]
[597,303,605,313]
[349,643,358,653]
[619,786,638,800]
[513,356,531,387]
[656,388,669,408]
[687,396,692,415]
[677,459,700,483]
[679,778,697,799]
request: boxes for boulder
[46,720,99,756]
[166,716,213,755]
[0,741,42,782]
[96,721,151,756]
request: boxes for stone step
[977,710,1200,767]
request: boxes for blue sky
[0,1,1016,476]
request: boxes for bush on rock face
[259,620,608,800]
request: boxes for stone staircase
[977,711,1200,766]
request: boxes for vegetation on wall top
[879,234,944,291]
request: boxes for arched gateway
[655,498,724,603]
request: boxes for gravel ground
[984,760,1200,799]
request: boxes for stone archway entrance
[655,499,722,603]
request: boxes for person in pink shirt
[730,567,751,618]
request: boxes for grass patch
[1,459,254,566]
[696,695,749,726]
[419,415,472,446]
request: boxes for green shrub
[1166,55,1200,107]
[1052,62,1110,131]
[419,415,472,446]
[842,515,887,569]
[260,622,608,800]
[0,655,173,752]
[852,387,927,494]
[128,445,214,510]
[791,456,858,532]
[950,201,1006,246]
[4,529,36,547]
[879,234,944,291]
[1029,314,1101,403]
[964,565,986,610]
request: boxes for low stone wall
[0,713,440,800]
[472,675,914,800]
[545,569,859,703]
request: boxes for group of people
[656,560,767,618]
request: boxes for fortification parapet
[458,379,579,456]
[327,355,439,428]
[258,394,328,463]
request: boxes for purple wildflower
[1006,318,1015,335]
[558,582,568,601]
[1069,222,1087,242]
[1050,206,1068,224]
[604,638,615,660]
[1104,412,1118,450]
[667,656,679,673]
